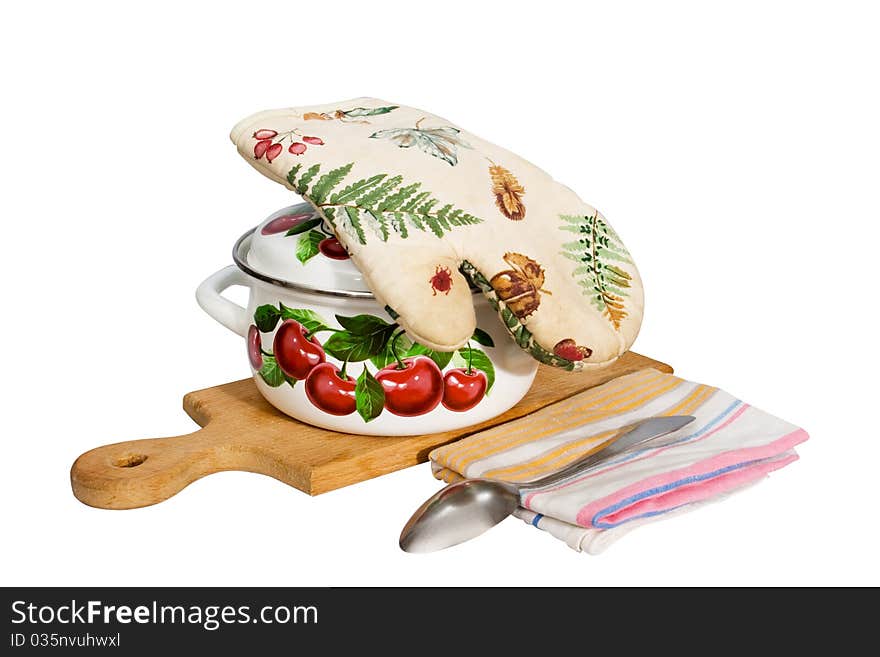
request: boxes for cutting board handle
[70,426,230,510]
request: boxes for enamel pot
[196,202,538,436]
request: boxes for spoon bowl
[399,479,520,553]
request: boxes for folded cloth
[429,368,808,553]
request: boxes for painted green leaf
[470,328,495,348]
[323,326,397,362]
[324,315,399,362]
[279,305,333,334]
[285,217,322,236]
[457,347,495,392]
[258,354,286,387]
[253,304,281,333]
[343,106,399,117]
[406,343,453,370]
[355,366,385,422]
[336,314,391,335]
[295,230,324,264]
[370,333,412,369]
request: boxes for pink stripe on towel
[575,428,809,528]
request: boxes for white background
[1,1,878,586]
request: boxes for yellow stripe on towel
[432,370,682,472]
[666,383,717,417]
[481,428,619,483]
[438,369,674,472]
[441,370,683,474]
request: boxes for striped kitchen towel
[429,368,808,554]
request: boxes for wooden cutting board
[70,352,671,510]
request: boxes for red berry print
[252,129,278,140]
[305,363,356,416]
[247,325,263,370]
[430,265,453,296]
[441,367,487,412]
[254,139,272,159]
[273,319,326,379]
[318,237,349,260]
[265,143,283,163]
[553,338,593,361]
[252,128,326,160]
[261,212,314,235]
[375,356,444,417]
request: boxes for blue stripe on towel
[531,513,544,528]
[591,458,763,529]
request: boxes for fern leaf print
[559,213,634,329]
[288,163,483,245]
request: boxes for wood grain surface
[70,352,672,509]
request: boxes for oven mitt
[230,98,644,370]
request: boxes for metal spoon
[399,415,695,553]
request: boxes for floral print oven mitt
[231,98,644,370]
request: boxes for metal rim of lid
[232,228,376,299]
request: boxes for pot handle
[196,266,251,337]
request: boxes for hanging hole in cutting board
[114,454,148,468]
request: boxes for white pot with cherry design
[196,202,539,436]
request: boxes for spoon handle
[516,415,695,491]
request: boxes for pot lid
[234,201,373,297]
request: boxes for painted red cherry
[289,142,307,155]
[441,368,487,412]
[247,325,263,370]
[302,136,324,145]
[265,143,283,163]
[254,139,272,159]
[261,212,314,235]
[273,319,325,379]
[305,363,356,416]
[252,129,278,140]
[318,237,349,260]
[376,356,443,417]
